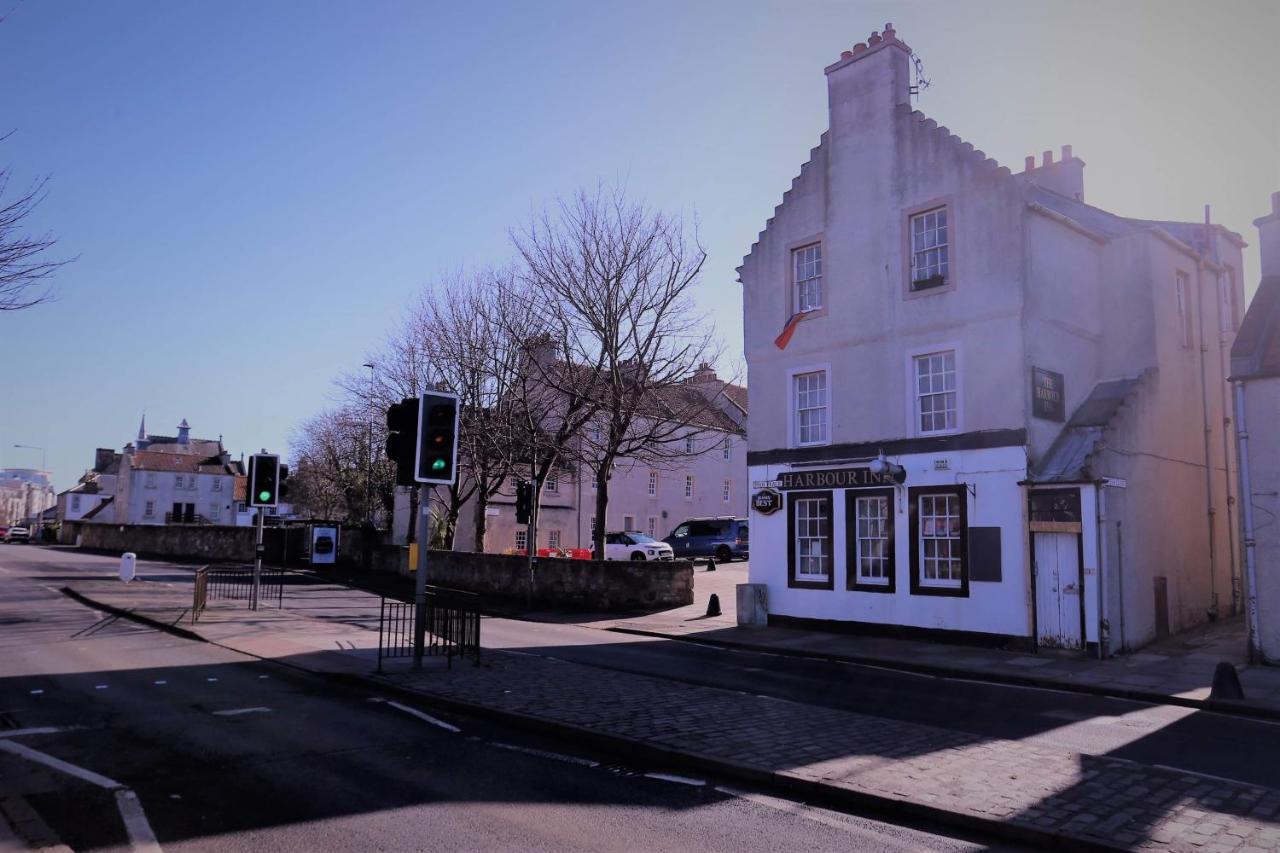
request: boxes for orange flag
[774,312,804,349]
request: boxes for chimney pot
[1062,144,1073,161]
[1042,150,1054,167]
[1024,155,1036,172]
[868,32,882,45]
[841,50,852,59]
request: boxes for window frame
[723,439,732,461]
[647,516,657,538]
[723,479,732,503]
[515,529,528,552]
[145,472,156,489]
[792,242,823,313]
[845,487,896,593]
[789,364,831,448]
[685,435,695,454]
[623,514,635,532]
[903,198,956,298]
[787,490,834,590]
[907,345,961,437]
[684,474,694,500]
[1176,269,1193,348]
[548,529,561,549]
[647,470,657,497]
[908,485,969,597]
[545,475,558,494]
[144,499,155,519]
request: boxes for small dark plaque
[968,526,1002,582]
[752,488,782,516]
[1032,367,1065,422]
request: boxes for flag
[774,312,805,350]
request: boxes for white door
[1034,533,1082,649]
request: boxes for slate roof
[1030,377,1141,483]
[1232,275,1280,381]
[1028,185,1245,250]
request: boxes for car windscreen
[626,532,658,543]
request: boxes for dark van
[663,517,748,562]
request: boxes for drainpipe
[1205,207,1242,616]
[1116,520,1126,653]
[1233,381,1263,662]
[1095,484,1109,659]
[1195,260,1219,619]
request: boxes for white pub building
[740,25,1246,654]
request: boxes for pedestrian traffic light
[385,398,420,487]
[416,391,459,485]
[249,453,280,508]
[515,480,532,525]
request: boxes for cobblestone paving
[383,652,1280,851]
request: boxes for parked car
[0,525,8,540]
[592,531,675,562]
[664,517,749,562]
[4,525,30,544]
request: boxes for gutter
[1233,381,1264,662]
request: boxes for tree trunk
[592,465,610,556]
[405,486,418,545]
[474,493,488,552]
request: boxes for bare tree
[0,168,68,311]
[288,405,393,525]
[514,186,720,554]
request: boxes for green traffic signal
[432,458,446,471]
[258,490,271,502]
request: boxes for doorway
[1033,533,1083,649]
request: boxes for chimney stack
[1019,144,1085,202]
[1255,191,1280,280]
[825,23,913,142]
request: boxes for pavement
[36,548,1280,852]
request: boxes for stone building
[1232,192,1280,662]
[0,469,55,527]
[739,24,1245,654]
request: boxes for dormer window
[909,208,949,291]
[793,244,822,312]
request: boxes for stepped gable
[738,132,828,277]
[897,103,1012,181]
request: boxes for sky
[0,0,1276,491]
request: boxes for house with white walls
[739,24,1245,654]
[1232,192,1280,663]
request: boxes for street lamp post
[13,444,48,535]
[363,363,376,572]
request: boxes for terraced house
[739,24,1246,654]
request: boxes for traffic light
[416,391,459,485]
[279,465,290,500]
[249,453,280,508]
[385,398,420,487]
[515,480,532,525]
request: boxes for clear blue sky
[1,0,1276,490]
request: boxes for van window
[671,525,690,538]
[690,520,729,537]
[737,523,749,541]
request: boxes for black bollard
[1210,661,1245,700]
[706,593,721,617]
[706,557,716,572]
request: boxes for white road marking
[385,701,460,732]
[29,689,43,695]
[644,772,705,786]
[211,707,271,717]
[489,741,599,767]
[715,785,858,832]
[0,738,123,789]
[206,677,218,682]
[257,675,269,679]
[154,680,167,685]
[115,788,164,853]
[0,726,86,739]
[95,684,109,690]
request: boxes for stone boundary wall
[60,520,257,562]
[424,550,694,611]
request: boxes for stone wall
[60,520,257,562]
[422,550,694,611]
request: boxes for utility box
[119,552,136,583]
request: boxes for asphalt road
[0,544,1012,852]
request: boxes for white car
[595,532,675,562]
[4,525,30,543]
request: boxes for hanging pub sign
[1031,367,1066,422]
[752,488,782,515]
[776,467,895,491]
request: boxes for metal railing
[377,588,481,671]
[164,512,215,525]
[192,566,209,623]
[196,565,284,614]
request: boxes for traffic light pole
[413,484,430,668]
[252,506,265,611]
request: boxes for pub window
[909,207,949,291]
[788,491,833,589]
[909,485,968,596]
[847,489,894,592]
[515,529,527,552]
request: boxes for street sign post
[411,391,459,667]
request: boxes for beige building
[1232,192,1280,663]
[739,24,1245,654]
[452,366,748,555]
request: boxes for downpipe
[1233,381,1263,663]
[1195,262,1219,621]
